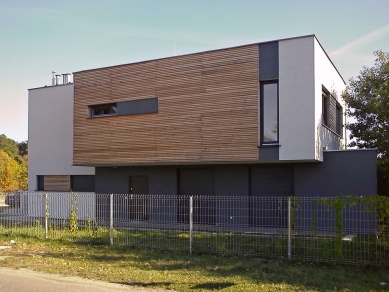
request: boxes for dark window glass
[322,90,328,126]
[37,175,44,191]
[261,81,278,144]
[90,104,117,117]
[336,104,342,135]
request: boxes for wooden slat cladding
[44,175,71,191]
[74,45,259,165]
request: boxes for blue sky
[1,0,388,142]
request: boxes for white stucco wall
[313,38,346,161]
[278,36,316,161]
[278,35,346,162]
[28,84,95,191]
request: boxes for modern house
[28,35,377,224]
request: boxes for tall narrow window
[322,90,328,126]
[336,103,343,135]
[260,81,278,144]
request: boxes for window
[336,103,343,135]
[89,98,158,118]
[260,81,278,144]
[90,103,117,117]
[37,175,44,191]
[322,86,343,136]
[322,90,328,126]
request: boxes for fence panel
[0,192,388,265]
[112,194,190,251]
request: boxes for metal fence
[0,192,388,265]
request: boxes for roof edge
[28,83,73,91]
[73,34,317,75]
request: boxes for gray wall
[215,165,250,226]
[96,166,177,195]
[95,150,377,231]
[294,149,377,234]
[294,149,377,197]
[258,41,279,80]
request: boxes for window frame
[260,80,279,146]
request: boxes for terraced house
[28,35,376,221]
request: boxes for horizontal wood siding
[44,175,71,191]
[74,45,259,165]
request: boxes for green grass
[0,235,388,291]
[1,222,389,265]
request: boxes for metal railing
[0,192,388,265]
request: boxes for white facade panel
[278,36,316,161]
[28,84,95,191]
[27,192,96,220]
[313,38,346,161]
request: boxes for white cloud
[329,24,389,82]
[330,24,389,59]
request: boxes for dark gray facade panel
[259,147,279,160]
[95,167,134,194]
[179,168,215,196]
[179,168,215,224]
[258,41,279,80]
[294,150,377,197]
[130,176,149,194]
[215,165,250,226]
[251,165,293,197]
[117,98,158,116]
[93,156,377,231]
[294,150,377,234]
[214,165,249,197]
[71,175,95,192]
[147,167,178,223]
[95,166,177,223]
[250,165,293,228]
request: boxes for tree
[0,134,20,162]
[0,150,20,191]
[17,141,28,157]
[342,50,389,195]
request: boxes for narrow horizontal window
[90,103,117,117]
[89,98,158,118]
[117,98,158,116]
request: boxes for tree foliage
[0,134,20,162]
[0,150,20,192]
[18,140,28,157]
[0,134,28,191]
[342,50,389,174]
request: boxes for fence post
[45,193,49,240]
[110,194,113,245]
[189,196,193,255]
[287,196,292,259]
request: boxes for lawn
[0,235,388,291]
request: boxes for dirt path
[0,267,172,292]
